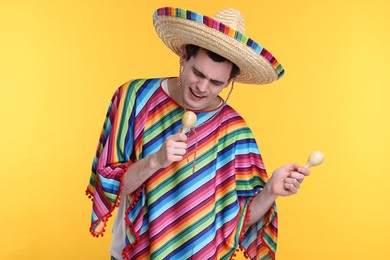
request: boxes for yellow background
[1,0,389,259]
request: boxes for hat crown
[213,8,245,34]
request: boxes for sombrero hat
[153,7,284,85]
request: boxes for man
[86,7,309,260]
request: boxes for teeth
[191,89,203,98]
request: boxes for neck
[168,78,182,106]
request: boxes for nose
[196,79,208,92]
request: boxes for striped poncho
[86,78,278,259]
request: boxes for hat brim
[153,7,284,85]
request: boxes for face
[180,48,233,111]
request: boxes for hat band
[154,7,284,78]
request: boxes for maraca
[305,151,325,168]
[181,111,197,133]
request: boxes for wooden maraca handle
[181,111,197,133]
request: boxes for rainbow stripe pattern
[86,78,278,259]
[154,7,284,79]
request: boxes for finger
[284,182,298,194]
[285,178,301,189]
[289,171,305,183]
[293,164,310,176]
[177,132,188,141]
[170,147,187,156]
[299,166,311,176]
[168,132,188,142]
[172,141,188,149]
[168,154,185,162]
[166,139,188,150]
[283,164,299,172]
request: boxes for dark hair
[184,44,240,80]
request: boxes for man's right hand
[122,132,188,195]
[152,132,188,169]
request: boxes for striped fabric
[154,7,284,79]
[86,78,278,259]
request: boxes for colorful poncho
[86,78,278,259]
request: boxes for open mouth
[190,88,205,99]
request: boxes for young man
[86,7,309,260]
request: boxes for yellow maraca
[305,151,325,168]
[181,111,197,133]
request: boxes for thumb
[172,131,187,142]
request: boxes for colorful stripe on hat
[154,7,284,79]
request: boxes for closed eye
[192,68,205,78]
[210,80,224,86]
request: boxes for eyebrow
[192,67,226,86]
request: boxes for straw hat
[153,7,284,85]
